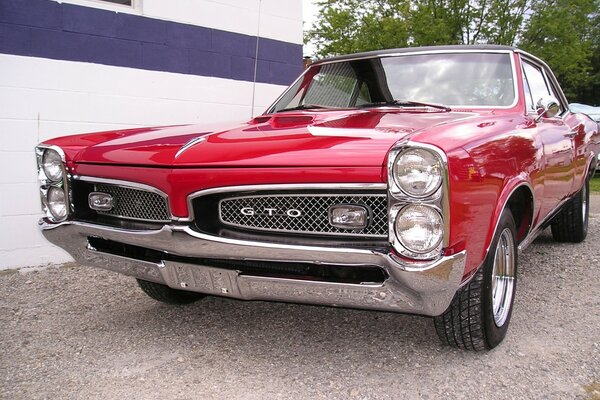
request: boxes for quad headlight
[388,144,447,261]
[36,146,69,222]
[46,186,68,220]
[394,205,443,255]
[41,149,64,182]
[392,148,442,198]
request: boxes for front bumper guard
[40,220,466,316]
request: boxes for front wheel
[434,209,518,351]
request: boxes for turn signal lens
[329,205,369,229]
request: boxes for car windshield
[269,52,516,113]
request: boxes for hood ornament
[175,136,207,158]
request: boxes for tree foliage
[306,0,599,103]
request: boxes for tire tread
[434,267,487,351]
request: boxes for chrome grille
[94,184,170,222]
[219,194,387,237]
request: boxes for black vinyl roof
[313,45,518,64]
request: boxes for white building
[0,0,303,269]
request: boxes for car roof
[313,45,517,65]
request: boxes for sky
[302,0,318,57]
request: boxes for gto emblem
[240,207,301,218]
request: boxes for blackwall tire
[136,279,206,305]
[551,179,589,243]
[434,209,518,351]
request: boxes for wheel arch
[485,180,534,255]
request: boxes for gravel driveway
[2,198,600,400]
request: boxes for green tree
[305,0,599,102]
[306,0,529,57]
[520,0,599,102]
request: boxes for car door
[521,58,574,219]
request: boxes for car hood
[72,109,476,168]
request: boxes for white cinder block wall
[0,0,303,269]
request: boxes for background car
[570,103,600,171]
[570,103,600,122]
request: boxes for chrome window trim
[217,192,388,238]
[184,183,387,223]
[517,52,569,117]
[268,49,520,112]
[74,176,174,222]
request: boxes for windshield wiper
[276,104,327,113]
[359,99,451,112]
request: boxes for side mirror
[535,96,561,121]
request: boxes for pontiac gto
[37,45,599,350]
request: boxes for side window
[354,82,372,106]
[303,63,357,108]
[543,71,564,114]
[522,61,550,111]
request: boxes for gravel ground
[1,198,600,400]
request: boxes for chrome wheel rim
[491,228,516,327]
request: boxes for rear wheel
[137,279,206,305]
[551,179,589,243]
[434,209,518,350]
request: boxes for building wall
[0,0,303,269]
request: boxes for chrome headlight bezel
[387,142,449,261]
[36,145,70,223]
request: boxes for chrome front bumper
[40,220,466,316]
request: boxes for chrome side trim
[184,183,387,223]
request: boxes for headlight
[46,186,68,220]
[42,149,64,182]
[395,205,443,255]
[393,148,442,197]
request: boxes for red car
[37,45,599,351]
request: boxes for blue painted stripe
[0,0,302,86]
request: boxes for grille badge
[88,192,114,211]
[240,207,301,218]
